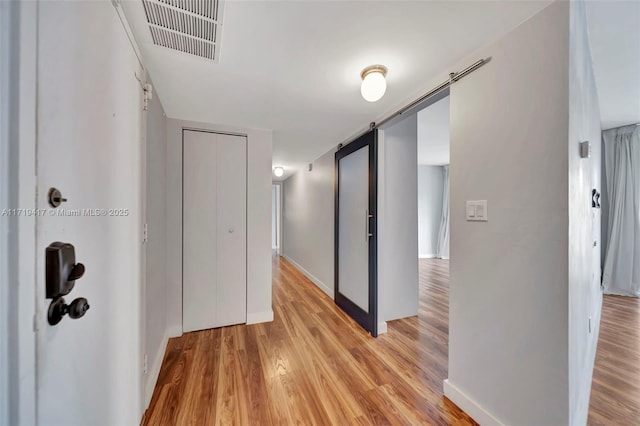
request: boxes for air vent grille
[142,0,223,61]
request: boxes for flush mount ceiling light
[273,167,284,177]
[360,65,388,102]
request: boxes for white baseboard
[377,321,387,335]
[419,254,451,260]
[247,310,274,325]
[443,379,504,426]
[144,331,170,409]
[282,254,334,299]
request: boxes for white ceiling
[417,96,450,166]
[586,0,640,131]
[121,0,553,179]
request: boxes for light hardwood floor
[143,257,475,425]
[588,294,640,425]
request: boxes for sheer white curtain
[436,165,449,259]
[602,124,640,297]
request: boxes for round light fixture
[273,167,284,177]
[360,65,388,102]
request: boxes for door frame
[181,128,249,327]
[0,2,12,421]
[1,2,37,424]
[271,183,283,256]
[334,130,378,337]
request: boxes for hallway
[143,257,475,424]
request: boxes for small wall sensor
[580,141,591,158]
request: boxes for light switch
[467,204,476,218]
[466,200,488,222]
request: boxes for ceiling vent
[141,0,224,61]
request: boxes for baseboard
[444,379,504,426]
[419,254,451,260]
[377,321,388,335]
[246,310,274,325]
[145,331,170,409]
[282,254,334,299]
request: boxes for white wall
[446,2,571,424]
[378,116,419,324]
[144,80,169,407]
[166,119,273,330]
[568,1,603,424]
[417,96,450,166]
[418,166,444,258]
[282,148,336,298]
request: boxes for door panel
[215,134,247,327]
[36,3,143,424]
[183,131,247,332]
[183,131,218,332]
[338,146,370,312]
[335,130,378,336]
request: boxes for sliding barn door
[183,130,247,332]
[335,130,378,336]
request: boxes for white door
[36,2,144,425]
[183,130,247,332]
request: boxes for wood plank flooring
[143,257,476,425]
[588,294,640,425]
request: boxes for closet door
[183,130,247,332]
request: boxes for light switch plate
[466,200,488,222]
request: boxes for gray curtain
[602,124,640,297]
[436,166,450,259]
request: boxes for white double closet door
[183,130,247,332]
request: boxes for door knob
[48,297,90,325]
[68,297,90,319]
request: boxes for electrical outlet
[143,353,148,374]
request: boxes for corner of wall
[247,311,274,325]
[283,254,334,299]
[443,380,504,426]
[144,331,170,409]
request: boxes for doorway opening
[417,95,449,262]
[272,183,282,256]
[377,89,451,366]
[416,94,451,332]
